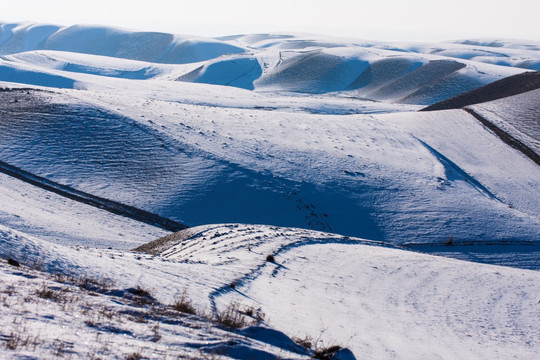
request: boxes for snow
[471,88,540,156]
[0,172,167,249]
[2,223,539,359]
[453,38,540,51]
[0,22,246,64]
[62,83,540,249]
[4,50,174,80]
[0,22,529,103]
[0,23,61,54]
[0,258,312,359]
[1,21,540,359]
[157,45,524,102]
[219,240,540,359]
[391,39,540,71]
[178,56,263,90]
[1,68,538,255]
[0,60,79,88]
[382,109,540,218]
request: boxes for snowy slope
[1,45,521,103]
[141,224,540,360]
[0,22,246,64]
[451,38,540,69]
[0,170,167,249]
[4,50,178,80]
[2,85,539,249]
[471,88,540,157]
[224,33,540,70]
[1,72,539,251]
[382,109,540,218]
[2,223,539,359]
[396,41,540,71]
[1,21,540,360]
[0,258,314,359]
[173,44,524,103]
[0,22,532,105]
[381,109,540,267]
[221,240,540,359]
[60,85,540,248]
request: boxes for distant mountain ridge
[1,22,540,360]
[0,22,245,64]
[2,22,539,104]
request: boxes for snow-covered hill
[2,86,539,253]
[1,21,539,359]
[1,223,538,359]
[0,23,245,64]
[471,88,540,157]
[0,254,319,359]
[2,22,537,104]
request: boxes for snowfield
[1,224,539,359]
[2,80,539,252]
[471,88,540,156]
[0,23,530,101]
[0,258,317,359]
[1,21,539,359]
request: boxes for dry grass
[151,323,161,343]
[313,345,343,359]
[126,351,143,360]
[172,290,197,315]
[35,283,65,302]
[1,258,312,359]
[4,332,39,351]
[2,320,40,351]
[293,335,314,349]
[216,302,251,329]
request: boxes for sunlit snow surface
[1,224,539,359]
[1,22,540,359]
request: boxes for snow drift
[0,22,245,64]
[1,22,540,359]
[0,22,533,105]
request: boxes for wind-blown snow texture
[0,22,531,101]
[2,224,538,359]
[471,88,540,156]
[1,21,540,359]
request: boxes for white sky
[2,0,540,41]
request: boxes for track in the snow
[0,159,187,232]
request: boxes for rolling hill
[0,22,539,359]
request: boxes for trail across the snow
[0,159,187,232]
